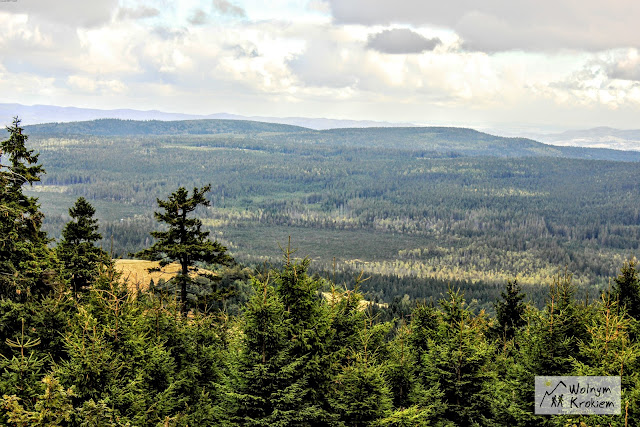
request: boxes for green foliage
[611,257,640,320]
[493,279,527,341]
[135,185,232,314]
[232,250,337,426]
[330,355,393,427]
[0,117,54,301]
[1,376,75,426]
[57,197,111,296]
[522,271,589,376]
[418,289,497,425]
[384,323,415,409]
[0,318,45,404]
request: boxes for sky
[2,0,640,130]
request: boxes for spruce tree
[135,185,231,314]
[493,279,526,342]
[329,355,393,427]
[233,275,309,425]
[612,257,640,320]
[57,197,110,296]
[523,270,588,375]
[421,289,495,425]
[0,117,53,301]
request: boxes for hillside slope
[24,119,640,161]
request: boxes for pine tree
[421,289,496,425]
[57,197,110,296]
[329,300,393,427]
[1,376,75,426]
[135,185,232,314]
[274,250,333,416]
[232,275,309,425]
[0,117,53,301]
[329,355,393,427]
[611,257,640,320]
[566,292,640,427]
[523,270,589,375]
[493,279,526,342]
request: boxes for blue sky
[1,0,640,130]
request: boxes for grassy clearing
[114,259,216,292]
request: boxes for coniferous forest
[2,117,640,426]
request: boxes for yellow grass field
[115,260,384,310]
[114,259,216,293]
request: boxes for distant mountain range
[0,103,414,130]
[5,103,640,153]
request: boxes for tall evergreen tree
[611,257,640,320]
[135,185,231,314]
[523,270,589,375]
[421,289,496,425]
[233,276,295,425]
[0,117,53,301]
[57,197,110,296]
[493,279,526,342]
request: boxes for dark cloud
[326,0,640,52]
[2,0,118,28]
[212,0,246,17]
[366,28,440,54]
[117,6,160,21]
[188,9,209,25]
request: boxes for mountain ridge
[21,118,640,162]
[0,102,414,130]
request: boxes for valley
[21,119,640,307]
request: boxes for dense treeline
[3,119,640,425]
[4,252,640,425]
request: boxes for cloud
[212,0,246,17]
[117,6,160,21]
[2,0,118,28]
[286,28,362,88]
[605,50,640,81]
[67,75,127,94]
[325,0,640,52]
[366,28,440,54]
[188,9,209,25]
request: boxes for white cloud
[67,75,127,95]
[2,0,118,28]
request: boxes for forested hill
[23,118,308,136]
[24,118,640,161]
